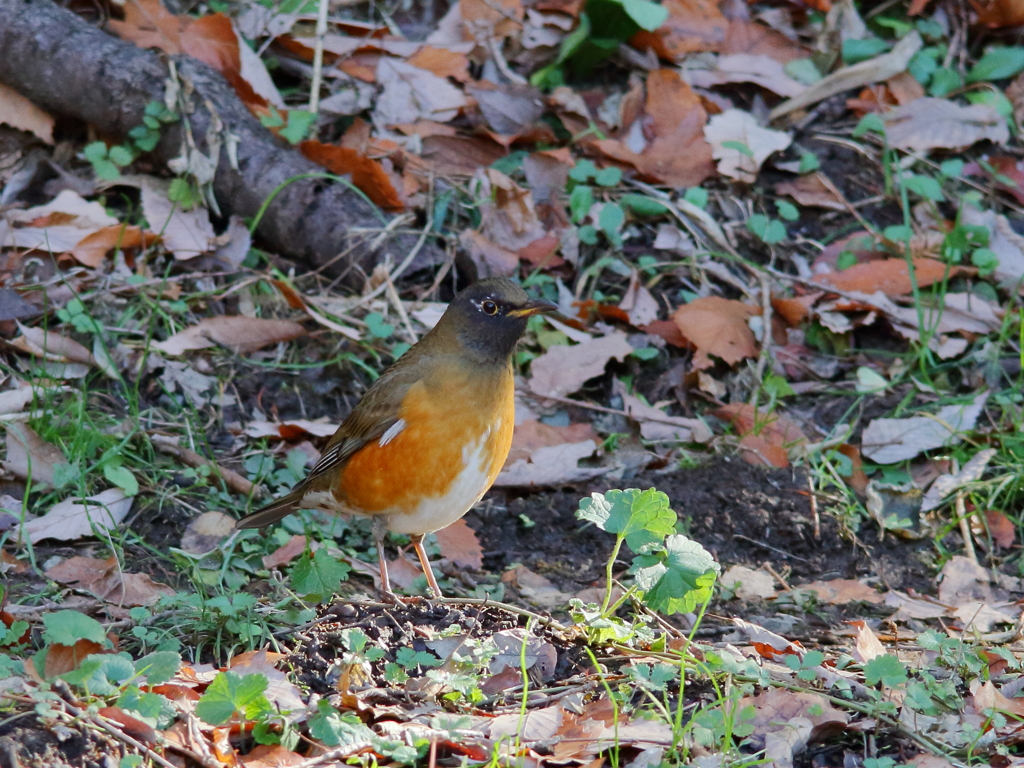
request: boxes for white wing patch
[378,419,407,447]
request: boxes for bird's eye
[481,300,499,315]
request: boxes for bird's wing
[235,351,428,529]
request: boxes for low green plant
[574,488,719,632]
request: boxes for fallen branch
[0,0,430,275]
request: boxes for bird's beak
[508,298,558,318]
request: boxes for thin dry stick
[308,0,331,113]
[955,458,979,565]
[385,275,419,343]
[749,271,774,405]
[523,391,706,430]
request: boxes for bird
[236,277,557,599]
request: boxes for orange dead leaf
[908,0,933,13]
[672,296,758,369]
[592,70,714,188]
[771,292,821,326]
[263,535,309,569]
[300,139,403,211]
[836,443,869,495]
[715,403,807,469]
[99,707,157,745]
[817,258,956,297]
[461,0,524,38]
[434,519,484,570]
[984,510,1015,548]
[407,46,470,81]
[71,225,159,268]
[45,639,108,678]
[970,0,1024,27]
[630,0,727,61]
[721,20,808,62]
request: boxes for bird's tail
[235,489,304,529]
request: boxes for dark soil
[0,719,114,768]
[473,457,935,597]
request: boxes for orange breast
[335,365,515,516]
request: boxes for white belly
[298,431,496,535]
[386,435,492,535]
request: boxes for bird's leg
[373,518,400,603]
[410,534,443,598]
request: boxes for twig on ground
[150,433,257,498]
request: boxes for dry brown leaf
[44,639,108,678]
[621,392,712,443]
[972,680,1024,719]
[153,316,305,355]
[592,70,715,188]
[4,423,69,488]
[972,0,1024,27]
[125,175,216,259]
[15,324,95,366]
[461,0,523,38]
[629,0,727,60]
[721,19,808,62]
[46,555,174,606]
[0,82,54,144]
[22,489,133,544]
[409,135,506,178]
[434,519,483,570]
[240,744,306,767]
[501,564,573,608]
[798,579,883,605]
[848,619,886,663]
[938,555,993,606]
[71,225,160,268]
[263,535,309,569]
[300,140,403,211]
[884,97,1010,151]
[672,296,758,369]
[775,174,846,211]
[373,58,467,127]
[495,439,602,486]
[984,510,1016,549]
[468,82,545,136]
[771,292,821,326]
[738,688,848,768]
[816,257,955,296]
[459,229,520,278]
[406,46,470,81]
[687,53,806,97]
[714,403,807,468]
[529,332,633,398]
[505,419,597,463]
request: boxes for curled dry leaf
[263,535,311,569]
[495,439,602,486]
[704,109,791,182]
[245,419,340,439]
[687,53,806,97]
[621,392,712,443]
[920,448,997,512]
[373,57,468,126]
[848,620,886,663]
[45,555,175,607]
[21,488,132,544]
[300,139,403,211]
[460,229,520,278]
[775,174,846,211]
[672,296,758,369]
[629,0,727,60]
[153,316,305,355]
[528,332,633,398]
[123,175,216,260]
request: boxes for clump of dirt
[473,457,935,597]
[287,600,589,701]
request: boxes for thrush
[236,277,556,598]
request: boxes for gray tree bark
[0,0,430,275]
